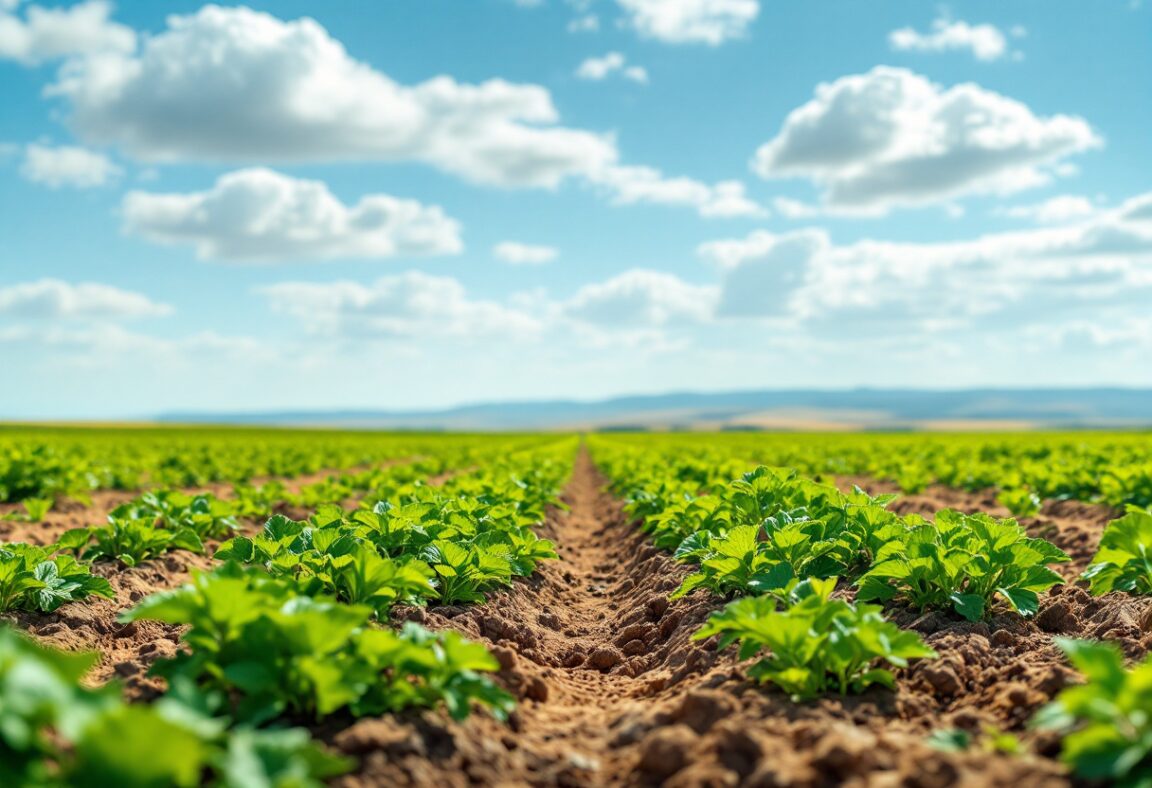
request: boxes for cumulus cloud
[494,242,558,265]
[698,193,1152,337]
[121,168,463,263]
[699,230,826,317]
[0,0,134,65]
[0,278,171,321]
[590,165,765,217]
[772,197,820,219]
[889,16,1014,61]
[999,195,1097,224]
[576,52,648,83]
[258,267,720,352]
[19,142,120,188]
[616,0,758,45]
[751,67,1100,214]
[48,5,615,189]
[260,273,543,341]
[562,269,717,327]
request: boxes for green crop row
[590,435,1152,781]
[592,438,1068,622]
[600,431,1152,513]
[1,436,576,784]
[0,426,555,503]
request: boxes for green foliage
[216,515,436,617]
[695,578,937,700]
[215,449,566,611]
[998,487,1042,518]
[1081,509,1152,595]
[1032,638,1152,783]
[0,625,351,787]
[856,509,1068,621]
[671,524,795,600]
[1,497,54,522]
[61,518,204,566]
[122,565,514,725]
[591,431,1152,511]
[113,490,240,540]
[0,542,113,612]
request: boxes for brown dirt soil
[9,550,217,693]
[324,451,1152,787]
[3,458,461,697]
[7,453,1148,785]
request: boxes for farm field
[2,426,1152,786]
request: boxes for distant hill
[158,388,1152,431]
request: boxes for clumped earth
[8,452,1150,786]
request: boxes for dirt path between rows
[332,449,1140,787]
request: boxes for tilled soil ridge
[335,450,1143,787]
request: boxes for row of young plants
[0,426,552,504]
[590,437,1152,783]
[0,439,559,614]
[0,438,576,785]
[600,431,1152,514]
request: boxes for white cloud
[0,0,134,65]
[260,267,718,349]
[772,197,820,219]
[562,269,717,327]
[752,67,1100,214]
[49,5,615,189]
[494,242,558,265]
[698,194,1152,337]
[616,0,758,45]
[576,52,648,83]
[19,142,120,188]
[699,229,826,317]
[260,273,542,340]
[121,168,463,263]
[39,5,755,219]
[999,195,1097,224]
[0,279,171,320]
[889,16,1013,62]
[590,164,765,217]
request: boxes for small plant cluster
[123,565,514,725]
[598,443,1068,622]
[57,492,225,567]
[695,578,937,700]
[0,541,113,613]
[1032,638,1152,784]
[216,453,568,612]
[0,625,351,786]
[856,509,1069,620]
[1081,507,1152,596]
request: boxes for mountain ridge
[157,387,1152,431]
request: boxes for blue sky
[1,0,1150,418]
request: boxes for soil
[323,452,1150,787]
[7,451,1150,786]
